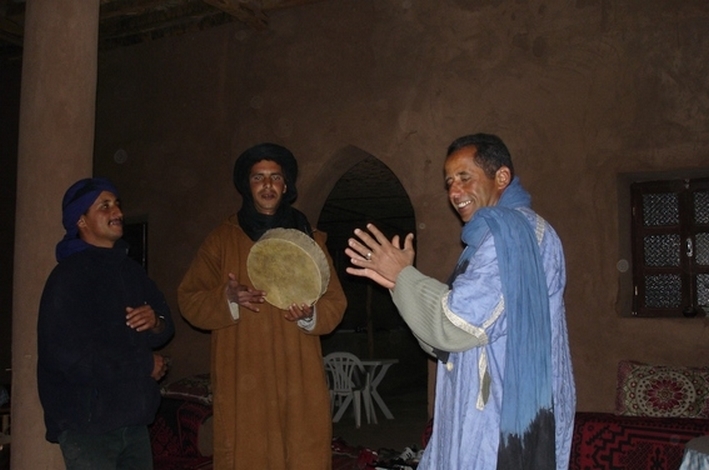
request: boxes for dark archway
[317,154,427,393]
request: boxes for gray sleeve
[391,266,487,353]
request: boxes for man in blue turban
[38,177,174,470]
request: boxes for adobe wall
[94,0,709,412]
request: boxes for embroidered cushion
[616,360,709,418]
[161,373,212,406]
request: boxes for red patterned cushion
[161,373,212,406]
[616,360,709,418]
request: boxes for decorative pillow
[161,373,212,406]
[616,360,709,418]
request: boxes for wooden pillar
[12,0,100,468]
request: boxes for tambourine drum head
[247,228,330,309]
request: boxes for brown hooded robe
[178,216,346,469]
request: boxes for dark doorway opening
[318,154,427,393]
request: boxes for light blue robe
[392,207,575,470]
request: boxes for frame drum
[247,228,330,309]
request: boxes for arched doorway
[317,153,427,394]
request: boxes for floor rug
[570,412,709,470]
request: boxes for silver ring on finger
[366,251,372,261]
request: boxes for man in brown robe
[178,143,347,470]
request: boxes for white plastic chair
[323,352,372,428]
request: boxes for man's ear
[77,216,86,228]
[283,184,287,194]
[495,166,512,190]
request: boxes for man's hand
[284,303,314,322]
[226,273,266,312]
[345,223,415,289]
[151,353,168,381]
[126,304,159,332]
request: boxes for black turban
[233,143,312,241]
[233,143,298,204]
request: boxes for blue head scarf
[457,177,555,463]
[55,177,120,262]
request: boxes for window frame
[629,177,709,317]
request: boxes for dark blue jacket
[37,240,174,442]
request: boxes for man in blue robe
[346,133,575,470]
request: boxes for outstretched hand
[226,273,266,312]
[345,223,415,289]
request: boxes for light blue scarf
[457,177,553,446]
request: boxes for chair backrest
[323,352,366,393]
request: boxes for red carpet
[150,399,421,470]
[570,412,709,470]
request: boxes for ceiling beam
[98,1,231,49]
[0,0,24,45]
[100,0,179,20]
[201,0,267,30]
[0,0,333,60]
[261,0,327,11]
